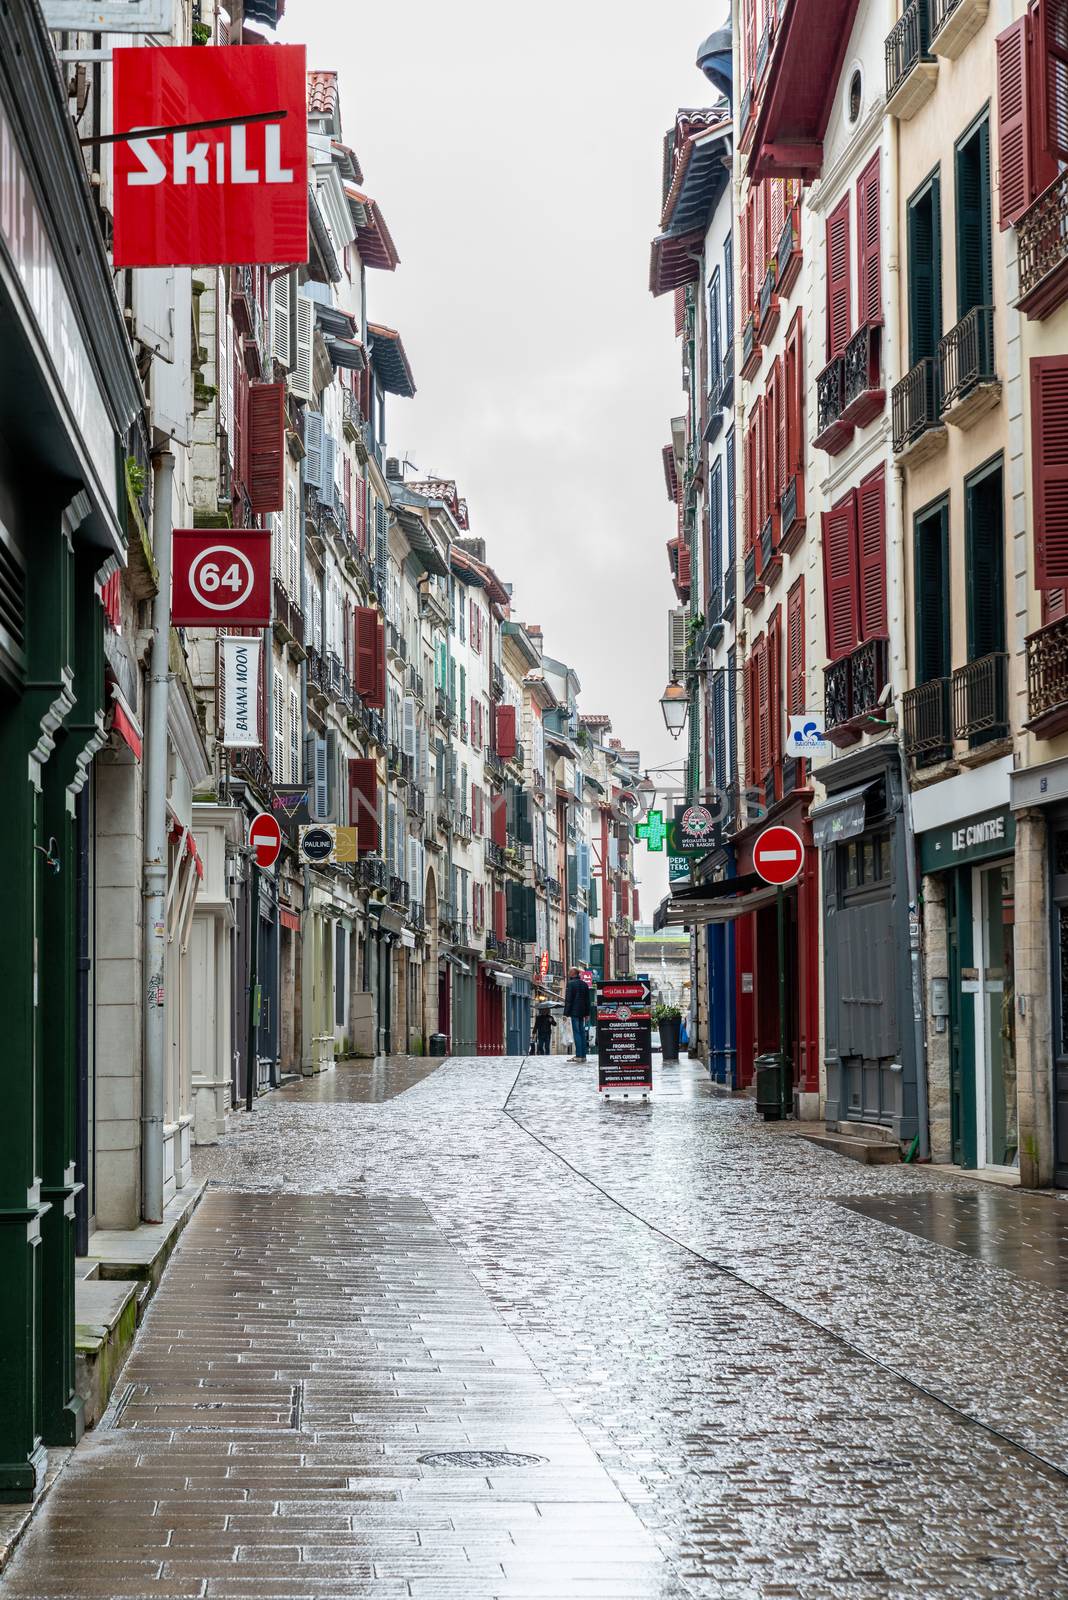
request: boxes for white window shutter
[271,269,292,367]
[289,688,300,781]
[292,292,314,400]
[319,431,336,505]
[287,484,299,598]
[402,695,416,757]
[304,410,323,490]
[669,607,687,678]
[311,737,330,820]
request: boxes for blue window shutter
[304,411,323,491]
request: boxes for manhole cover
[417,1450,546,1468]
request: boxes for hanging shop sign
[596,978,653,1094]
[172,527,271,626]
[671,805,717,855]
[221,634,260,747]
[668,854,690,881]
[636,809,665,851]
[42,0,173,28]
[298,825,358,867]
[112,44,308,268]
[919,805,1015,875]
[788,714,828,758]
[271,784,311,839]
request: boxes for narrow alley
[2,1057,1065,1600]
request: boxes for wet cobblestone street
[4,1056,1067,1599]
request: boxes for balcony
[930,0,988,58]
[952,652,1008,747]
[509,740,525,767]
[406,785,425,820]
[886,0,937,119]
[409,900,425,933]
[1017,171,1068,321]
[306,646,329,708]
[360,855,387,891]
[459,718,469,742]
[892,357,946,463]
[407,665,425,701]
[342,387,363,442]
[741,313,761,381]
[366,708,386,747]
[387,741,403,777]
[703,382,724,445]
[902,678,951,765]
[718,340,735,411]
[824,637,890,747]
[491,666,505,701]
[779,472,805,553]
[758,265,780,342]
[436,797,453,832]
[813,355,853,455]
[389,875,410,910]
[455,811,472,840]
[739,84,754,152]
[760,514,781,584]
[434,687,450,726]
[506,937,525,964]
[938,305,999,427]
[743,544,764,605]
[1026,615,1068,736]
[230,743,273,802]
[533,770,546,793]
[546,875,562,901]
[272,578,305,655]
[487,840,507,870]
[484,748,505,781]
[841,323,885,429]
[722,563,736,622]
[776,204,802,297]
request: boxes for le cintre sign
[112,45,308,268]
[919,806,1016,874]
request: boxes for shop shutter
[354,606,378,699]
[996,17,1037,227]
[786,577,805,716]
[1032,356,1068,585]
[856,151,881,327]
[495,703,517,760]
[857,465,887,640]
[1039,0,1068,162]
[826,193,851,359]
[245,381,285,513]
[303,409,323,491]
[822,494,859,661]
[349,758,379,853]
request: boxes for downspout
[142,447,174,1223]
[886,75,930,1161]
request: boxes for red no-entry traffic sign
[249,811,282,871]
[753,824,804,886]
[172,528,271,626]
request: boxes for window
[907,172,942,368]
[848,67,863,125]
[784,309,805,491]
[1032,356,1068,603]
[725,427,736,567]
[709,456,723,603]
[964,458,1005,662]
[724,230,734,342]
[821,465,886,661]
[955,112,992,320]
[995,9,1059,229]
[838,830,891,900]
[856,151,881,327]
[826,192,852,359]
[786,577,805,717]
[708,266,722,392]
[914,499,950,685]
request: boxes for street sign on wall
[172,528,271,626]
[596,978,653,1094]
[113,45,308,268]
[753,825,805,886]
[43,0,173,29]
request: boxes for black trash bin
[754,1052,788,1120]
[429,1033,448,1057]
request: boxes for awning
[108,681,143,761]
[809,782,875,849]
[400,927,417,949]
[326,336,367,372]
[442,951,470,974]
[654,881,779,928]
[367,323,416,397]
[279,907,301,932]
[344,186,400,271]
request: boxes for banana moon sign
[112,44,308,268]
[596,979,653,1095]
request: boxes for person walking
[531,1002,554,1056]
[563,966,591,1063]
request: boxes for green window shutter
[567,853,578,895]
[956,117,992,318]
[588,875,599,918]
[524,886,537,942]
[907,177,941,367]
[914,503,950,684]
[965,464,1005,660]
[517,789,532,845]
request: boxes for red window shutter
[826,194,851,359]
[674,286,686,336]
[745,413,757,549]
[743,651,756,786]
[756,635,770,777]
[768,606,782,776]
[677,541,692,591]
[354,606,378,699]
[857,464,887,639]
[787,577,805,716]
[822,493,859,662]
[785,309,805,478]
[1038,0,1068,164]
[773,355,786,496]
[856,151,881,327]
[375,618,387,709]
[233,351,248,501]
[1032,356,1068,585]
[740,198,751,322]
[348,758,379,854]
[997,17,1035,227]
[491,788,507,846]
[754,182,766,285]
[1043,587,1068,621]
[245,381,285,514]
[770,179,784,255]
[495,703,517,760]
[744,0,757,85]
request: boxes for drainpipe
[886,85,931,1162]
[142,448,174,1224]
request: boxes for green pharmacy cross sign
[636,809,665,851]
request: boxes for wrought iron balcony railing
[824,637,890,741]
[776,204,802,296]
[743,544,763,603]
[409,900,425,933]
[842,323,884,426]
[952,652,1008,745]
[758,265,779,340]
[814,354,850,453]
[272,577,305,652]
[886,0,935,111]
[892,357,942,455]
[938,304,996,416]
[718,340,735,411]
[487,840,507,870]
[389,875,410,909]
[360,855,387,890]
[1026,614,1068,736]
[722,563,736,620]
[1017,169,1068,318]
[902,677,951,764]
[491,667,505,700]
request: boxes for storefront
[814,746,919,1142]
[917,792,1017,1174]
[693,848,737,1087]
[506,974,532,1055]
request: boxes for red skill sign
[112,44,308,268]
[171,528,271,627]
[249,812,282,871]
[753,824,805,886]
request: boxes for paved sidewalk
[5,1055,1067,1600]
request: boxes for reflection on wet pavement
[276,1054,448,1103]
[838,1189,1068,1292]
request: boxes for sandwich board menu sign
[596,978,652,1094]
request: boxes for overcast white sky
[281,0,719,911]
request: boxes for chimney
[385,456,402,481]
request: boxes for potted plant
[652,1002,682,1062]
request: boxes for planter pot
[658,1018,681,1061]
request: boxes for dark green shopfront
[0,3,144,1500]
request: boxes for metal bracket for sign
[77,109,287,147]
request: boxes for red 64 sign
[172,529,271,627]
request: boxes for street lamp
[637,774,656,812]
[660,679,689,739]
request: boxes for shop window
[838,828,891,902]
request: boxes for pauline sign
[113,44,308,267]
